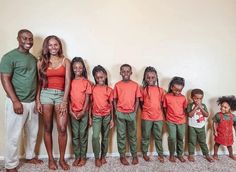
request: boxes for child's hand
[214,131,218,136]
[89,117,93,127]
[110,120,114,129]
[70,111,77,119]
[76,112,82,119]
[77,111,85,120]
[189,113,194,118]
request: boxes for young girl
[70,57,92,167]
[36,35,71,170]
[163,76,188,163]
[213,96,236,160]
[89,65,114,167]
[140,66,165,163]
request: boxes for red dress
[215,112,234,146]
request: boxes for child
[69,57,92,167]
[213,96,236,160]
[140,66,165,163]
[163,76,187,163]
[114,64,141,165]
[187,89,213,162]
[89,65,114,167]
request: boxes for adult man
[0,29,42,172]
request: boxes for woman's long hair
[39,35,63,87]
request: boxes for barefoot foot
[169,155,176,163]
[100,157,107,164]
[120,156,129,165]
[59,160,70,170]
[188,155,195,162]
[95,158,102,167]
[158,155,164,163]
[48,160,58,170]
[143,155,150,162]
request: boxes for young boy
[187,89,213,162]
[113,64,141,165]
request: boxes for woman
[36,35,70,170]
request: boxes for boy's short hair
[191,89,204,97]
[120,64,132,71]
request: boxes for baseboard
[0,150,231,161]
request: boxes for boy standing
[113,64,141,165]
[187,89,213,162]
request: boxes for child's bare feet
[177,156,186,163]
[59,160,70,170]
[26,157,43,164]
[132,156,139,165]
[213,154,219,160]
[100,157,107,164]
[95,158,102,167]
[78,158,87,167]
[158,155,164,163]
[72,158,80,166]
[120,156,129,165]
[205,155,214,162]
[143,155,150,161]
[229,154,236,160]
[188,155,195,162]
[48,160,58,170]
[169,155,176,163]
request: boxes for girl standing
[163,77,188,163]
[70,57,92,167]
[89,65,114,167]
[140,66,165,163]
[213,96,236,160]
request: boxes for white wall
[0,0,236,158]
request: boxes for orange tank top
[46,59,66,91]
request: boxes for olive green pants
[188,126,209,155]
[141,120,163,156]
[71,112,88,159]
[116,111,137,157]
[166,122,185,157]
[92,115,111,158]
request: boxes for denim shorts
[40,88,64,105]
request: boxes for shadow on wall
[207,97,219,153]
[31,36,44,59]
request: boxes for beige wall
[0,0,236,158]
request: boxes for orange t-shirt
[140,86,165,121]
[163,93,188,124]
[70,77,92,113]
[46,65,65,91]
[91,85,113,116]
[113,80,141,113]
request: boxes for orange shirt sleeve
[163,94,167,108]
[183,97,188,109]
[135,84,142,98]
[85,81,92,94]
[140,86,144,102]
[109,88,114,103]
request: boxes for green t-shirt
[213,112,236,126]
[0,48,37,102]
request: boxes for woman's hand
[59,101,68,117]
[36,101,42,114]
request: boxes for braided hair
[71,57,88,79]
